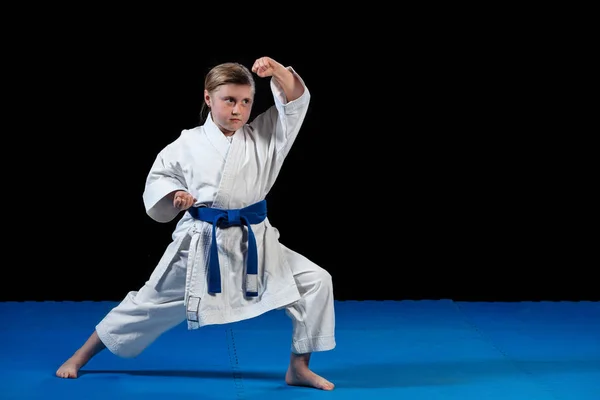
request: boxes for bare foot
[56,355,86,378]
[56,331,106,379]
[285,352,334,391]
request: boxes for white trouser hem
[95,323,139,359]
[292,335,336,354]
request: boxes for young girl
[55,56,336,391]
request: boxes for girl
[56,56,336,391]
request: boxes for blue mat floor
[1,300,598,399]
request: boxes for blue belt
[187,200,267,297]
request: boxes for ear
[204,90,211,107]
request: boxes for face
[205,84,254,136]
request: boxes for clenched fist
[251,57,284,78]
[171,190,196,211]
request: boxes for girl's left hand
[252,57,281,78]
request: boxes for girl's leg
[56,245,189,378]
[281,244,336,390]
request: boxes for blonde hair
[200,62,255,123]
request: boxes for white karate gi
[95,68,336,358]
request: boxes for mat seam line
[226,327,246,399]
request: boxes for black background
[4,13,594,303]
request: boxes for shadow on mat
[80,369,282,380]
[78,358,600,389]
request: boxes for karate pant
[95,244,336,358]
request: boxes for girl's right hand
[172,190,196,210]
